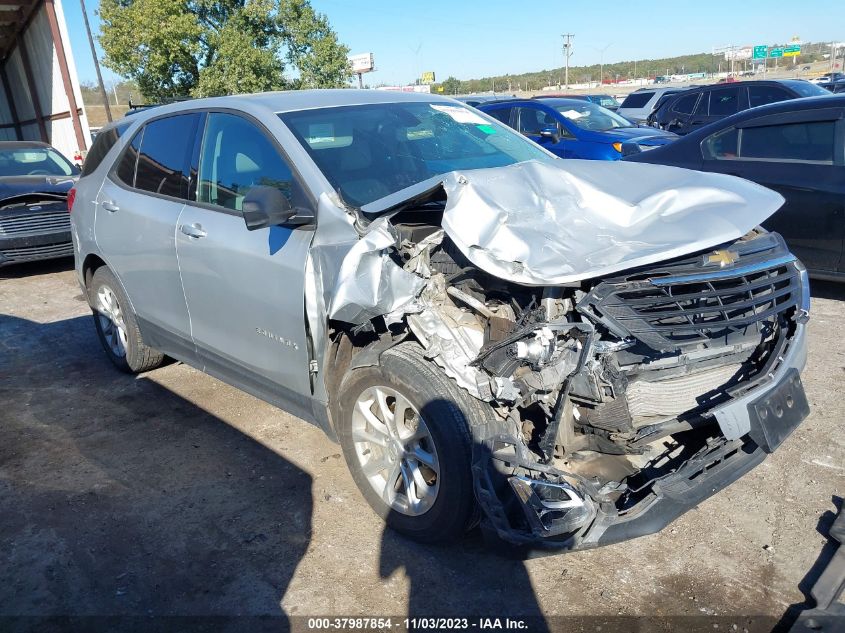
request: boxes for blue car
[479,98,677,160]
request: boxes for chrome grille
[0,242,73,263]
[0,212,70,237]
[578,234,804,353]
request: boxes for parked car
[646,80,832,135]
[479,98,676,159]
[71,90,810,551]
[534,94,621,111]
[811,72,845,84]
[820,79,845,94]
[626,94,845,280]
[616,87,684,123]
[0,141,79,266]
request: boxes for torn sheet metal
[440,160,785,286]
[326,215,425,324]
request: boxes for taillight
[67,187,76,213]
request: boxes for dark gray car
[70,90,811,552]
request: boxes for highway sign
[753,45,768,59]
[783,44,801,57]
[769,48,784,58]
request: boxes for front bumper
[474,321,810,554]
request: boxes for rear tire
[337,342,486,543]
[88,266,164,374]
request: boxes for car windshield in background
[553,102,633,131]
[280,101,554,207]
[596,95,620,108]
[0,147,76,177]
[787,81,834,98]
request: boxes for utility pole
[562,33,574,88]
[79,0,112,122]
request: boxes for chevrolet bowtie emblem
[705,249,739,267]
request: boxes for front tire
[337,342,486,543]
[88,266,164,374]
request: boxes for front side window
[280,101,553,208]
[197,113,293,212]
[741,121,835,162]
[708,88,740,116]
[134,114,198,198]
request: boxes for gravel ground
[1,258,843,632]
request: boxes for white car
[616,87,683,124]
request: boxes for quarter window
[197,113,293,212]
[516,107,557,135]
[134,114,198,198]
[114,129,142,187]
[702,127,739,159]
[708,88,740,116]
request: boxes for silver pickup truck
[69,90,810,552]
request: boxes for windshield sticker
[430,104,488,125]
[476,124,497,135]
[559,109,586,120]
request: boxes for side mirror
[241,186,313,231]
[539,125,560,143]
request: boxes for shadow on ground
[0,312,312,628]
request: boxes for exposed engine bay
[314,160,811,550]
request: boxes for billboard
[421,71,436,85]
[725,47,752,61]
[349,53,375,74]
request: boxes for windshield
[553,102,633,131]
[596,95,620,108]
[0,146,77,177]
[280,101,554,207]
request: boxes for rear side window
[114,130,142,187]
[485,107,512,125]
[620,92,653,109]
[708,88,740,116]
[134,114,199,198]
[672,93,699,115]
[516,107,556,135]
[741,121,835,162]
[197,112,293,212]
[81,123,129,176]
[748,85,792,108]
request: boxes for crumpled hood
[440,160,785,286]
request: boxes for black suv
[646,80,831,135]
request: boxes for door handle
[180,223,207,239]
[101,201,119,213]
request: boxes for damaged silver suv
[70,90,811,551]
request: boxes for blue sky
[62,0,844,87]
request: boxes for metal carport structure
[0,0,91,160]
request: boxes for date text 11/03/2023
[306,617,530,630]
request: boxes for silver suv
[70,90,811,551]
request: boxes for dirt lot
[1,258,843,631]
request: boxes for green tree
[439,76,461,95]
[98,0,350,101]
